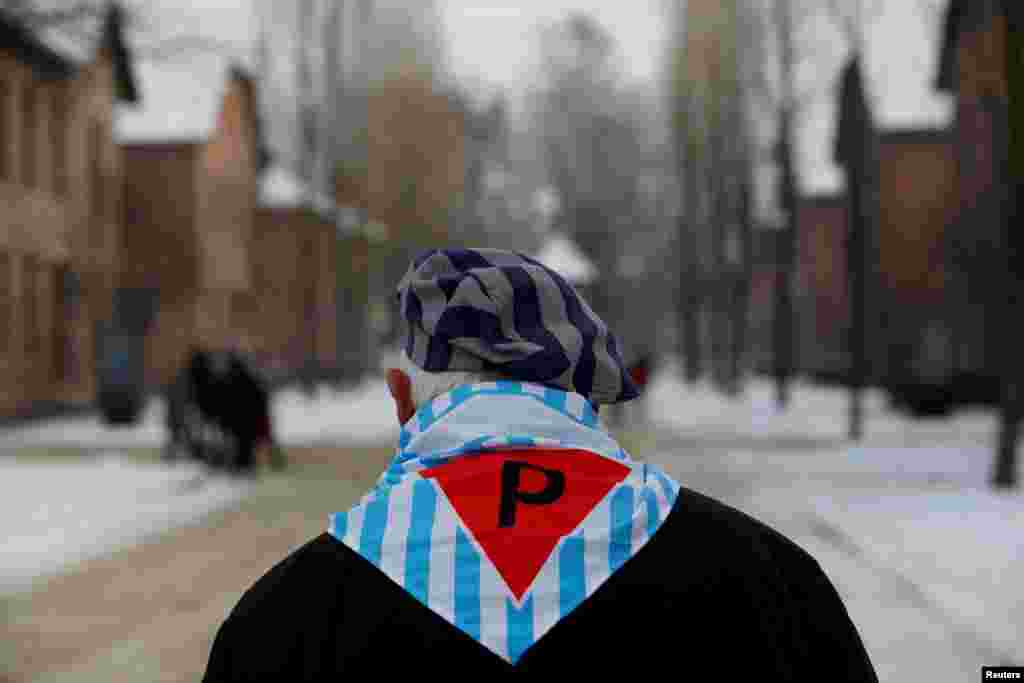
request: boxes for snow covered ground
[1,358,1021,676]
[0,453,251,596]
[643,357,1024,677]
[0,378,398,597]
[0,380,398,450]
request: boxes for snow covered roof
[115,54,229,144]
[0,5,138,103]
[259,164,380,240]
[258,164,341,219]
[533,233,598,285]
[259,164,306,208]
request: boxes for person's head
[385,247,638,426]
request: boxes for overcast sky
[439,1,671,96]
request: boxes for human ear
[386,368,416,426]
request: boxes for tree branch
[822,0,858,45]
[134,35,239,61]
[1,0,100,28]
[793,77,835,110]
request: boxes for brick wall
[248,207,339,373]
[796,195,849,372]
[877,132,957,310]
[121,144,199,296]
[122,72,260,387]
[947,4,1010,374]
[0,45,122,415]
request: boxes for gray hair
[393,350,600,416]
[396,350,503,409]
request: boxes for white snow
[0,453,250,596]
[645,362,997,447]
[532,233,598,285]
[2,355,1022,677]
[0,379,399,450]
[115,55,229,144]
[258,163,341,218]
[812,491,1024,659]
[643,356,1024,675]
[0,378,399,596]
[272,381,398,445]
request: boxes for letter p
[499,461,566,528]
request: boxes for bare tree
[991,4,1021,488]
[667,0,761,390]
[1,0,238,61]
[824,0,889,440]
[738,0,881,414]
[530,13,655,339]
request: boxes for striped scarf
[329,381,681,664]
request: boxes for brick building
[935,0,1014,376]
[795,131,956,384]
[795,193,849,377]
[117,56,267,388]
[245,164,347,380]
[876,130,956,309]
[747,226,784,374]
[876,129,958,383]
[0,6,137,418]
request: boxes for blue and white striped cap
[396,248,638,405]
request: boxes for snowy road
[0,455,251,596]
[0,381,399,450]
[641,359,1023,681]
[1,359,1022,680]
[0,380,400,596]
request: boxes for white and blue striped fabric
[329,381,681,664]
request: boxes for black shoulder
[227,533,352,622]
[662,486,826,577]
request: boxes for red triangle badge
[420,448,630,601]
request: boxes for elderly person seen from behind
[203,248,877,680]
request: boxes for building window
[89,121,105,247]
[0,78,8,181]
[54,266,78,381]
[23,256,40,353]
[22,80,36,189]
[0,254,10,353]
[51,84,67,196]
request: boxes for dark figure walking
[165,348,285,474]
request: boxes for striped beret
[396,248,638,405]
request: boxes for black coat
[203,487,877,680]
[167,351,271,444]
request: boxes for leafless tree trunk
[993,32,1021,487]
[732,164,755,393]
[531,13,658,341]
[670,0,755,389]
[826,0,885,439]
[770,0,798,410]
[294,0,318,392]
[708,113,729,391]
[676,93,703,384]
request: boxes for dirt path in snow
[1,444,394,683]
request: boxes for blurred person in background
[165,345,283,474]
[608,349,656,429]
[203,248,876,679]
